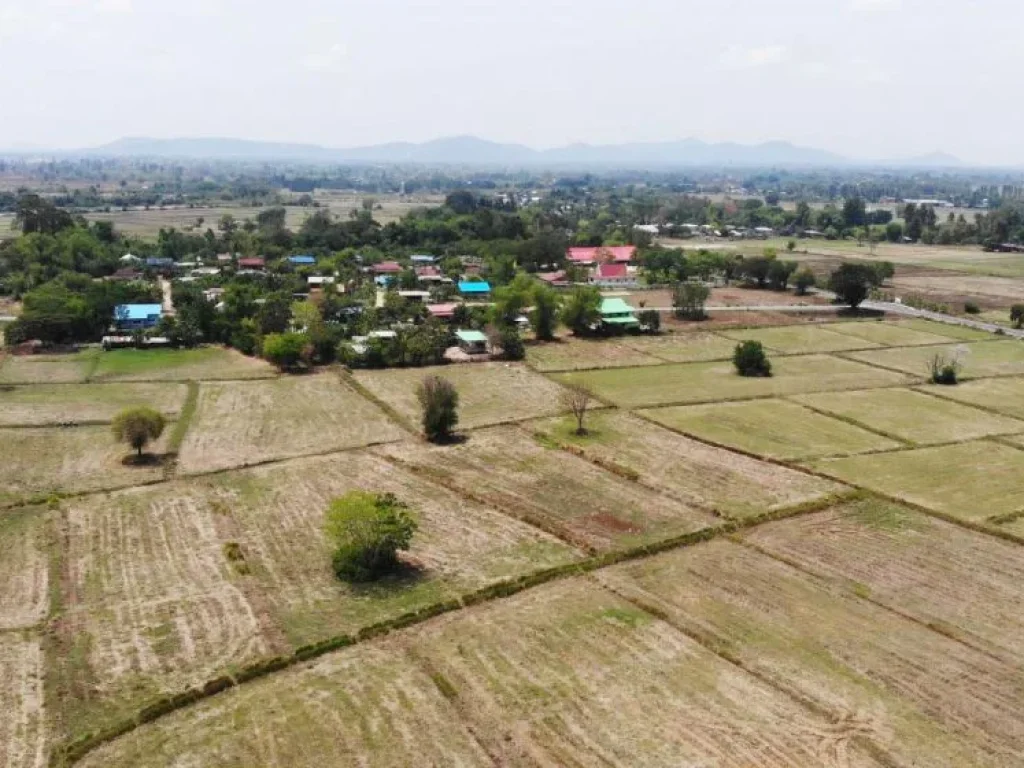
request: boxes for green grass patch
[825,321,955,347]
[643,399,900,460]
[0,382,188,427]
[719,324,881,354]
[0,352,96,384]
[892,318,996,342]
[90,347,275,382]
[846,340,1024,379]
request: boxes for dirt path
[159,278,175,317]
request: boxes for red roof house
[238,257,266,269]
[595,263,628,279]
[372,261,403,274]
[566,246,637,265]
[426,303,458,320]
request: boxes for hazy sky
[0,0,1019,164]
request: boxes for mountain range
[41,135,964,169]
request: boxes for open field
[0,508,50,630]
[825,320,957,347]
[891,318,995,341]
[533,411,843,518]
[720,324,882,354]
[892,273,1024,310]
[0,634,46,768]
[380,427,719,551]
[353,362,570,430]
[601,538,1024,766]
[794,388,1024,444]
[558,354,913,408]
[846,340,1024,379]
[0,382,187,426]
[0,426,168,505]
[526,337,665,372]
[915,376,1024,420]
[91,347,276,382]
[746,499,1024,664]
[0,355,94,384]
[645,399,900,460]
[626,330,746,362]
[177,374,406,474]
[808,440,1024,522]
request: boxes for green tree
[733,341,772,377]
[766,260,797,290]
[262,332,308,371]
[417,375,459,443]
[324,492,418,582]
[885,221,904,243]
[793,268,816,296]
[637,309,661,332]
[828,263,876,309]
[1011,304,1024,328]
[112,407,167,459]
[498,326,525,360]
[560,286,602,336]
[673,282,710,320]
[872,261,895,286]
[531,283,561,341]
[842,196,867,230]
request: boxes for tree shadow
[343,559,429,595]
[120,452,171,468]
[837,307,885,319]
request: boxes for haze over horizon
[1,0,1020,165]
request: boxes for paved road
[861,300,1024,339]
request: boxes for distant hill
[87,135,853,168]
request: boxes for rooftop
[600,297,637,315]
[459,281,492,293]
[456,329,488,343]
[567,246,637,264]
[288,255,316,265]
[114,304,163,321]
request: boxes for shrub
[964,301,981,315]
[1011,304,1024,328]
[733,340,772,377]
[417,375,459,443]
[498,327,525,361]
[262,332,308,371]
[325,491,418,582]
[673,282,710,320]
[111,407,166,458]
[928,350,963,385]
[637,309,661,333]
[793,268,816,296]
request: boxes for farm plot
[0,634,46,768]
[526,337,664,372]
[378,426,719,551]
[825,320,955,347]
[90,347,275,382]
[0,382,187,427]
[177,374,406,474]
[745,498,1024,663]
[793,388,1024,444]
[558,354,912,408]
[412,578,884,767]
[0,509,50,630]
[808,441,1024,522]
[644,399,899,460]
[534,411,843,518]
[353,362,570,430]
[916,376,1024,420]
[720,324,881,354]
[600,540,1024,767]
[53,488,271,740]
[78,641,492,768]
[624,330,740,363]
[0,426,167,506]
[891,318,995,342]
[846,341,1024,379]
[200,452,581,646]
[0,355,93,384]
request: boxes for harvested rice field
[847,340,1024,379]
[526,337,665,372]
[0,634,46,768]
[893,318,996,342]
[624,330,740,363]
[177,374,407,474]
[644,398,900,459]
[0,382,187,426]
[90,347,276,382]
[825,320,957,347]
[558,354,913,408]
[793,388,1024,444]
[719,323,882,354]
[0,355,93,384]
[533,411,844,517]
[0,508,50,630]
[916,376,1024,420]
[808,440,1024,522]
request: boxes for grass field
[644,399,900,460]
[91,347,276,382]
[526,338,666,372]
[808,440,1024,522]
[825,320,957,347]
[177,374,406,474]
[846,340,1024,379]
[892,318,995,341]
[794,388,1024,444]
[534,411,842,518]
[559,354,913,408]
[0,354,94,384]
[915,376,1024,420]
[626,330,744,362]
[0,382,187,426]
[353,362,570,430]
[719,324,882,354]
[0,634,46,768]
[0,508,50,631]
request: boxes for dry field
[746,499,1024,663]
[625,330,742,363]
[846,340,1024,379]
[793,388,1024,445]
[91,347,275,382]
[0,355,94,384]
[645,399,900,460]
[892,273,1024,310]
[600,539,1024,766]
[916,376,1024,420]
[824,320,957,347]
[533,411,842,518]
[0,382,187,426]
[0,508,50,630]
[177,374,406,474]
[559,354,913,408]
[892,318,994,341]
[379,426,719,551]
[526,338,665,372]
[353,362,570,430]
[0,634,46,768]
[0,426,168,506]
[720,324,883,354]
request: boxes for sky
[0,0,1020,165]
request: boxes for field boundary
[337,368,419,436]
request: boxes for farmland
[8,316,1024,766]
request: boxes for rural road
[861,300,1024,339]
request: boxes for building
[288,255,317,266]
[427,303,458,320]
[109,267,143,282]
[398,290,430,303]
[589,263,637,288]
[308,275,337,287]
[372,261,403,275]
[599,298,639,330]
[145,257,175,270]
[566,246,637,265]
[410,254,436,264]
[455,329,489,355]
[536,271,571,288]
[458,281,492,298]
[113,304,163,330]
[238,257,266,270]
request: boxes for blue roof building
[114,304,163,330]
[458,281,492,296]
[288,255,316,266]
[145,257,175,268]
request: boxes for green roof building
[600,297,639,329]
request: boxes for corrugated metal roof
[114,304,163,321]
[459,281,491,293]
[456,330,488,343]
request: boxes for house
[307,275,337,286]
[455,329,489,355]
[120,253,141,264]
[288,255,317,266]
[415,266,449,284]
[633,224,660,236]
[238,257,265,270]
[599,298,640,330]
[191,267,221,277]
[536,270,571,288]
[753,227,775,238]
[459,281,491,298]
[590,262,638,288]
[109,267,143,282]
[427,303,458,320]
[398,290,430,303]
[113,304,163,330]
[566,246,637,265]
[410,254,436,264]
[203,287,225,303]
[372,261,403,275]
[145,257,175,270]
[348,330,398,356]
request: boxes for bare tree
[561,382,595,436]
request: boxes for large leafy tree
[324,492,418,582]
